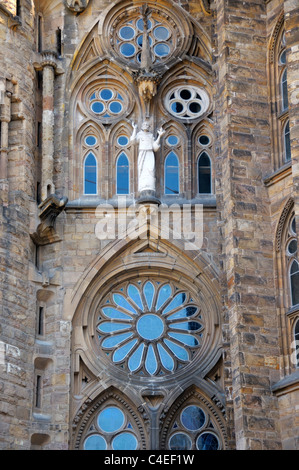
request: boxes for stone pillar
[214,0,282,450]
[0,89,11,205]
[284,1,299,228]
[40,53,57,202]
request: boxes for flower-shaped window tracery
[96,279,204,376]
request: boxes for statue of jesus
[130,121,165,193]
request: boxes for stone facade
[0,0,298,451]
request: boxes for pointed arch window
[84,152,97,195]
[198,152,211,194]
[165,151,179,195]
[294,319,299,368]
[281,68,288,112]
[116,152,129,195]
[290,260,299,307]
[284,120,291,162]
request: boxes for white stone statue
[130,121,165,193]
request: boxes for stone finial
[65,0,90,13]
[31,195,68,246]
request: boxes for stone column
[214,0,281,450]
[284,1,299,228]
[40,53,57,202]
[0,88,11,205]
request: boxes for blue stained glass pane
[154,43,170,57]
[145,344,157,375]
[98,407,125,433]
[113,294,137,314]
[100,88,113,101]
[181,406,205,431]
[168,332,199,347]
[196,433,219,450]
[165,152,179,195]
[154,26,170,41]
[169,433,192,451]
[163,339,189,361]
[120,43,136,57]
[84,153,97,195]
[118,135,129,146]
[119,26,135,40]
[109,101,123,114]
[167,135,179,146]
[156,284,172,311]
[84,434,107,450]
[128,343,144,371]
[117,152,129,195]
[98,322,130,333]
[168,306,197,320]
[102,307,132,320]
[128,284,144,310]
[91,101,104,114]
[102,332,133,348]
[170,321,202,331]
[85,135,97,147]
[113,339,138,362]
[137,314,164,340]
[157,343,174,371]
[117,93,124,101]
[112,432,138,450]
[90,92,96,101]
[144,281,155,310]
[163,293,186,314]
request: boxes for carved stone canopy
[65,0,90,13]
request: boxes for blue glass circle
[137,18,152,32]
[84,434,107,450]
[85,135,97,147]
[118,135,129,147]
[112,432,138,450]
[169,433,192,451]
[91,101,104,114]
[196,432,220,450]
[100,89,113,101]
[137,314,164,340]
[109,101,123,114]
[167,135,179,146]
[154,26,170,41]
[97,407,125,433]
[171,102,184,114]
[199,135,210,146]
[119,26,135,40]
[181,406,205,431]
[154,43,170,57]
[120,43,136,57]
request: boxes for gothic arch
[72,386,148,450]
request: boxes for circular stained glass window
[196,432,220,450]
[82,405,140,451]
[181,406,206,431]
[199,135,210,146]
[117,135,129,147]
[169,433,192,450]
[165,86,209,120]
[115,14,173,65]
[89,88,125,119]
[97,279,204,376]
[85,135,97,147]
[167,135,179,146]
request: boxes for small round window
[89,88,126,120]
[165,86,209,120]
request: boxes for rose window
[112,14,176,66]
[96,279,204,376]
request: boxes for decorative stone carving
[65,0,90,13]
[31,195,68,246]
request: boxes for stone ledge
[263,161,292,187]
[271,370,299,396]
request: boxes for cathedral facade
[0,0,298,451]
